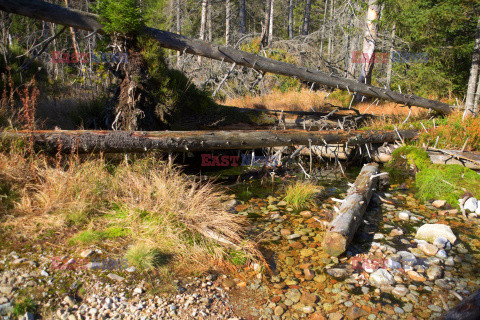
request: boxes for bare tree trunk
[268,0,274,42]
[199,0,208,62]
[385,23,396,89]
[319,0,328,54]
[261,0,271,47]
[63,0,80,59]
[327,0,334,63]
[207,0,212,42]
[474,73,480,114]
[225,0,231,45]
[347,30,358,79]
[357,0,381,102]
[238,0,246,34]
[464,16,480,118]
[176,0,181,67]
[302,0,311,36]
[288,0,294,39]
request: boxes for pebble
[436,249,448,259]
[369,269,394,287]
[433,237,451,250]
[398,211,410,220]
[416,224,457,244]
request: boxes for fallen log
[439,288,480,320]
[323,163,380,257]
[0,0,452,115]
[0,130,417,153]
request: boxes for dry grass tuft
[0,152,258,274]
[283,180,321,211]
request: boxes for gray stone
[398,251,417,266]
[433,237,451,250]
[436,249,448,259]
[445,257,455,266]
[426,265,443,280]
[428,305,443,313]
[285,289,301,303]
[416,224,456,244]
[369,269,394,287]
[107,273,125,282]
[286,234,301,240]
[327,268,348,278]
[394,307,404,314]
[392,286,409,297]
[125,266,136,273]
[0,302,13,315]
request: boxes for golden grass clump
[283,180,321,210]
[0,152,255,273]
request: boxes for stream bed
[212,164,480,319]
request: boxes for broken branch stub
[322,162,380,257]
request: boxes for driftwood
[0,0,452,115]
[0,129,418,153]
[439,288,480,320]
[323,163,380,257]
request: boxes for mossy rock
[385,146,431,183]
[415,164,480,207]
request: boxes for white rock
[464,197,478,212]
[369,269,395,287]
[385,259,402,270]
[398,211,410,221]
[476,204,480,215]
[432,200,447,208]
[415,224,456,244]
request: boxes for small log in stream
[323,163,380,257]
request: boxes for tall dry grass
[0,152,257,273]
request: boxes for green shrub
[385,146,431,183]
[415,164,480,207]
[96,0,144,35]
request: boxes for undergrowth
[0,149,260,275]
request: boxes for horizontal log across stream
[0,130,418,153]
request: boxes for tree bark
[323,163,380,257]
[268,0,274,42]
[464,16,480,118]
[288,0,294,39]
[358,0,380,92]
[319,0,328,54]
[1,130,418,154]
[385,23,396,89]
[238,0,246,34]
[438,288,480,320]
[200,0,208,41]
[474,72,480,114]
[302,0,312,36]
[225,0,231,45]
[261,0,271,47]
[327,0,334,63]
[0,0,453,114]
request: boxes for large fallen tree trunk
[439,288,480,320]
[323,163,380,256]
[0,0,452,115]
[0,130,417,153]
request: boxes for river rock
[345,306,367,319]
[464,197,478,212]
[432,200,447,208]
[407,270,426,282]
[398,211,410,221]
[436,249,448,259]
[415,224,456,244]
[274,305,284,316]
[285,289,301,303]
[369,269,394,287]
[433,237,451,250]
[398,251,417,266]
[418,243,438,256]
[327,268,348,278]
[392,285,409,297]
[426,265,443,280]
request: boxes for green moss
[13,297,37,317]
[415,164,480,207]
[70,226,130,244]
[385,146,431,183]
[229,250,248,266]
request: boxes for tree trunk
[302,0,312,36]
[200,0,208,41]
[176,0,181,34]
[438,288,480,320]
[385,23,396,89]
[1,130,418,154]
[268,0,274,42]
[464,16,480,118]
[474,72,480,114]
[225,0,231,45]
[261,0,271,47]
[0,0,453,114]
[323,163,380,256]
[238,0,246,34]
[63,0,80,60]
[319,0,328,54]
[327,0,334,63]
[207,0,212,43]
[288,0,294,39]
[358,0,380,88]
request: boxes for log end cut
[322,232,347,257]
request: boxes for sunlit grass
[283,180,321,210]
